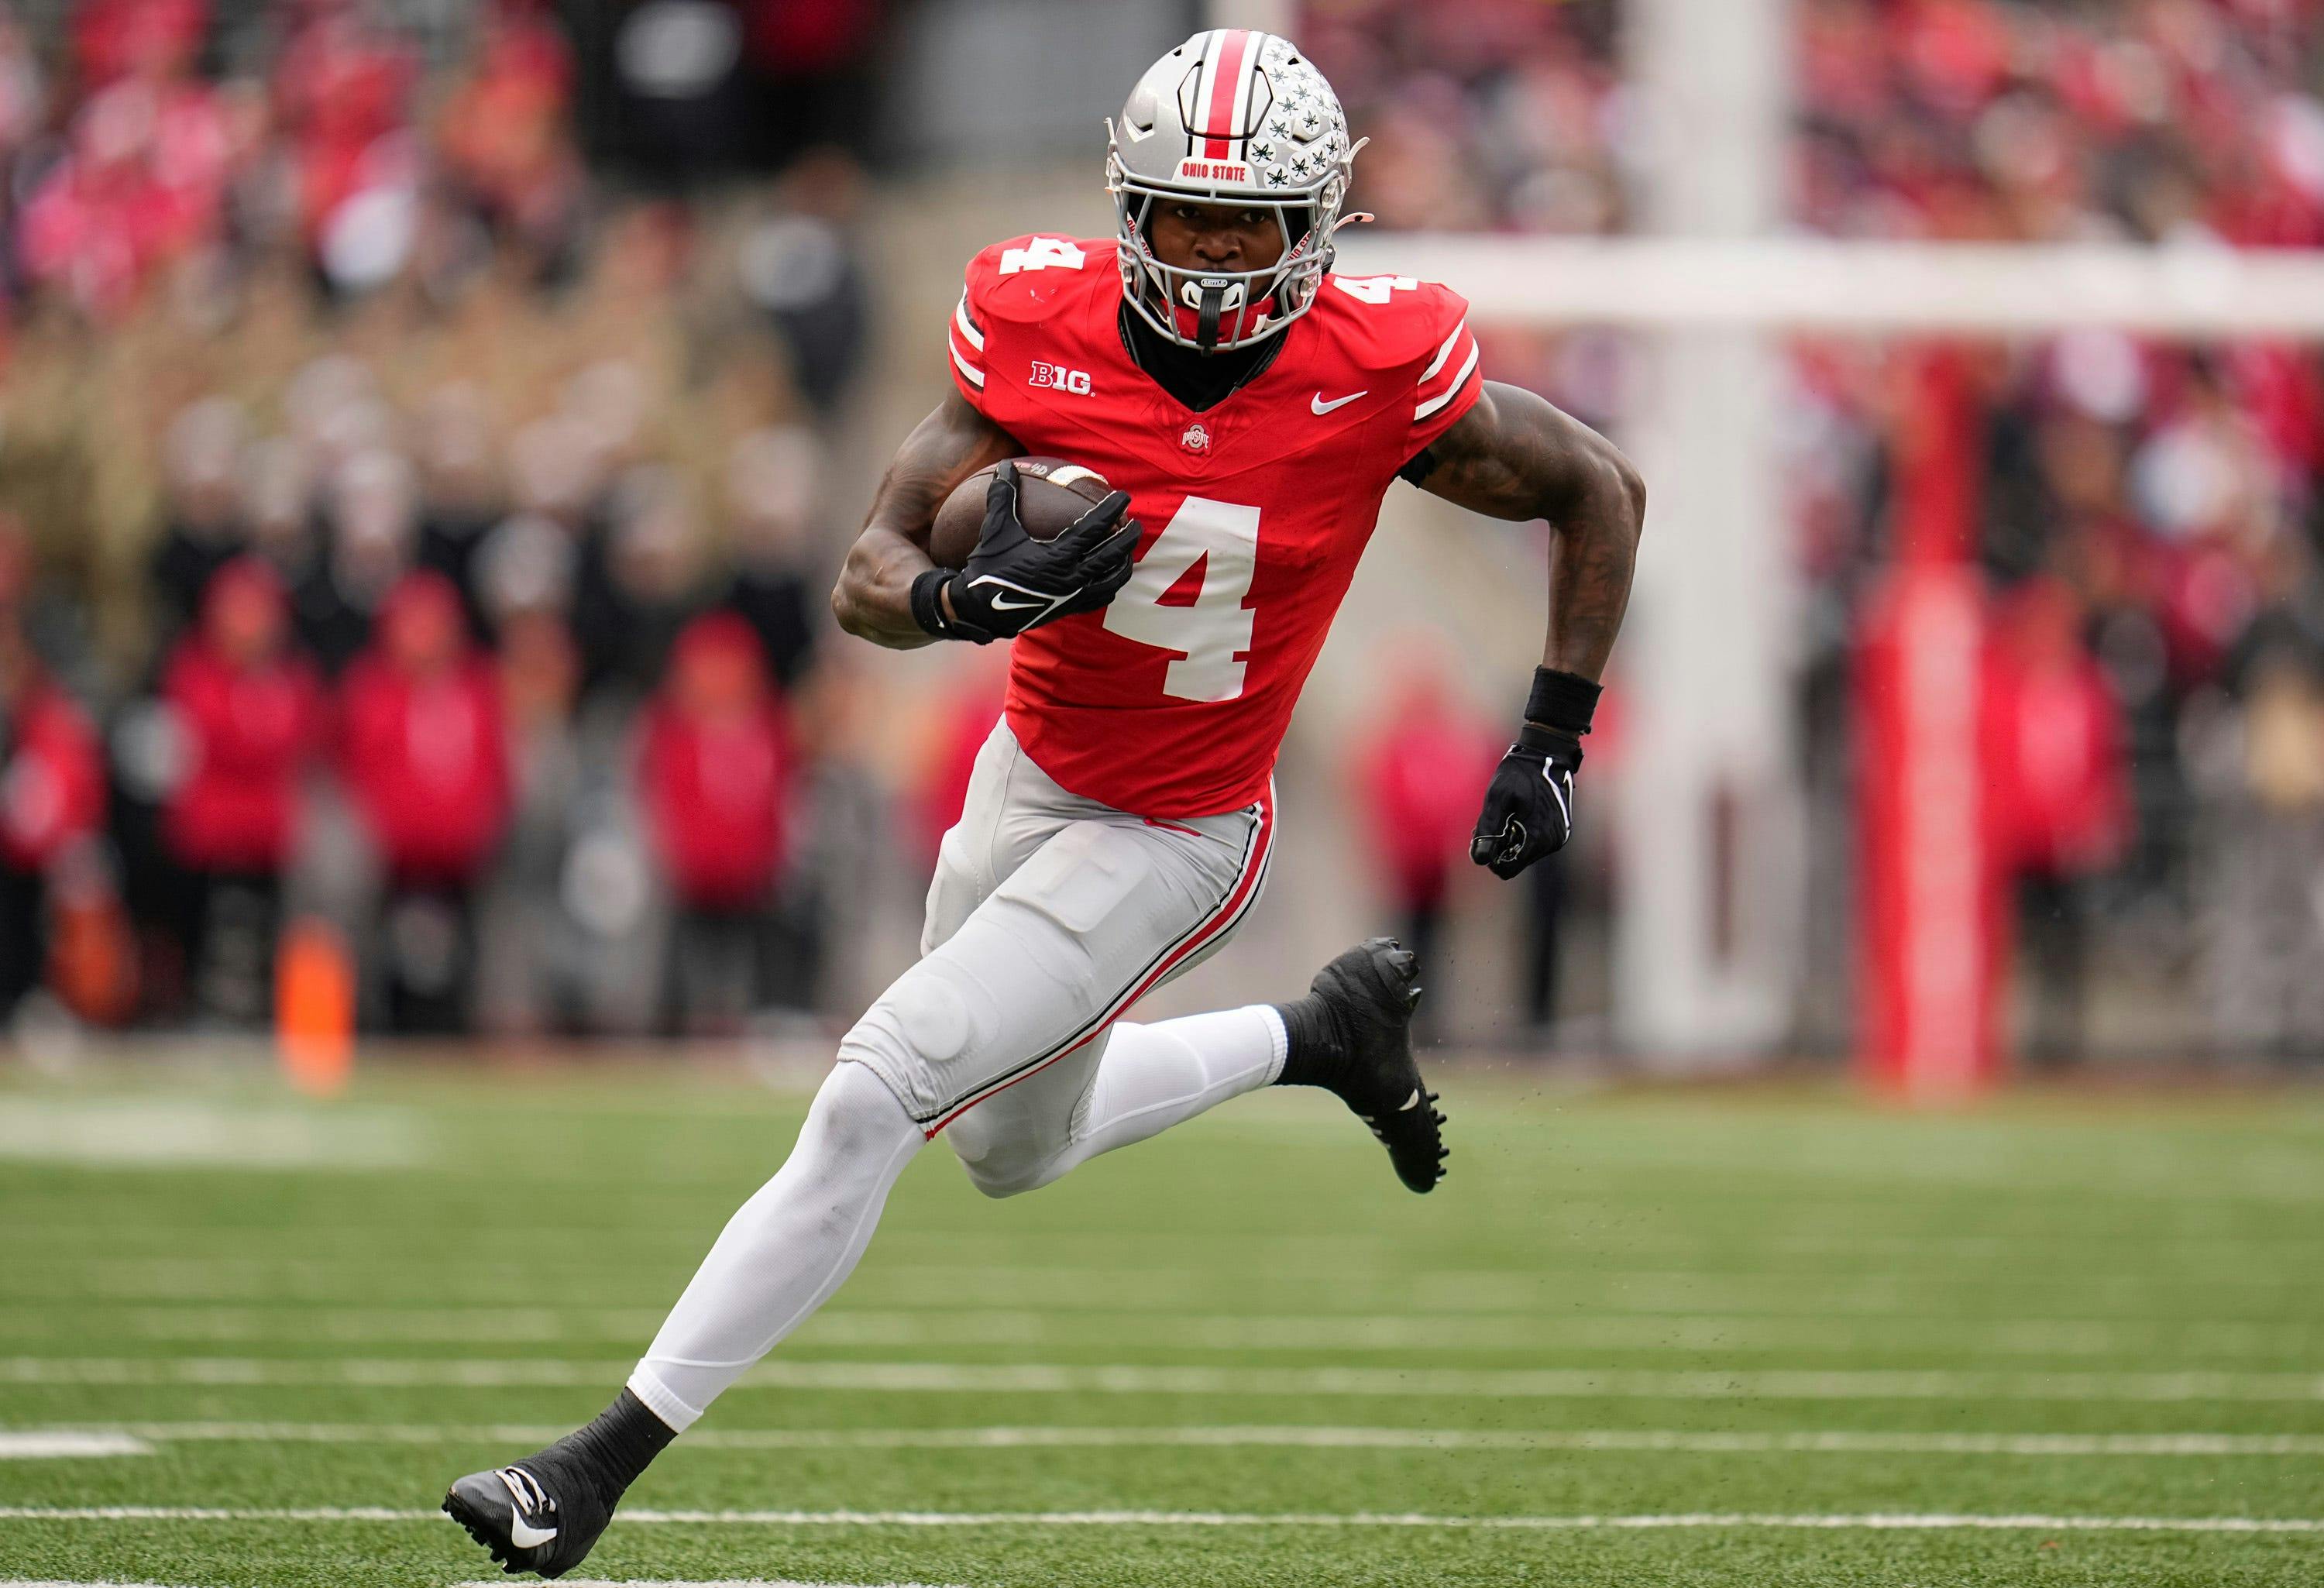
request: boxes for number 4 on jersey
[1333,275,1417,304]
[999,237,1088,274]
[1104,497,1260,703]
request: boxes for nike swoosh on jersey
[1311,390,1368,414]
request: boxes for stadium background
[2,0,2320,1077]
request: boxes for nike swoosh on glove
[1470,724,1582,880]
[940,462,1140,642]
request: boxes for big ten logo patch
[1030,361,1094,396]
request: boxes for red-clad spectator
[340,571,508,1029]
[638,612,792,1033]
[19,80,219,317]
[341,570,509,885]
[159,558,323,1023]
[1987,576,2133,1065]
[1350,638,1500,1041]
[641,612,789,910]
[270,5,417,282]
[70,0,206,92]
[0,624,105,1018]
[162,558,321,875]
[438,4,573,211]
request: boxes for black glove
[913,462,1140,643]
[1470,723,1582,880]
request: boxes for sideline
[0,1505,2319,1534]
[13,1421,2324,1458]
[8,1356,2324,1402]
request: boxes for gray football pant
[628,721,1284,1429]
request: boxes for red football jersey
[948,234,1483,818]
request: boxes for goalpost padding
[1336,235,2324,339]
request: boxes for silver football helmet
[1107,29,1361,353]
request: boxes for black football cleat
[1305,937,1448,1193]
[443,1451,614,1580]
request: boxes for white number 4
[1104,497,1260,703]
[999,236,1088,274]
[1333,275,1417,304]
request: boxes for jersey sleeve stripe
[954,292,985,352]
[949,339,986,390]
[1414,339,1481,421]
[1418,318,1468,384]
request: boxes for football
[927,456,1116,569]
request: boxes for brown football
[927,457,1116,570]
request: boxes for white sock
[1060,1004,1287,1170]
[627,1060,920,1431]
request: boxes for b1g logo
[1030,361,1093,396]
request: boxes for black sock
[558,1389,676,1497]
[1271,994,1347,1088]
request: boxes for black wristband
[1524,667,1600,735]
[910,569,968,641]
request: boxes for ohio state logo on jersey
[1181,422,1211,452]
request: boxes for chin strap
[1194,281,1227,351]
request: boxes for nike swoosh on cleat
[1398,1088,1422,1111]
[1311,390,1367,415]
[497,1469,559,1548]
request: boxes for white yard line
[0,1101,425,1170]
[0,1506,2319,1535]
[29,1258,2301,1308]
[3,1305,2311,1361]
[19,1421,2324,1457]
[0,1433,150,1459]
[9,1356,2324,1401]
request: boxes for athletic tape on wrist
[1525,667,1600,736]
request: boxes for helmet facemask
[1108,161,1342,354]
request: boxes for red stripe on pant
[924,792,1274,1139]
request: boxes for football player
[446,29,1642,1577]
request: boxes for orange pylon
[276,916,355,1096]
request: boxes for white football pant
[629,720,1286,1429]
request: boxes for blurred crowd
[5,0,2324,1056]
[0,0,916,1039]
[0,380,882,1038]
[1314,0,2324,1059]
[1791,1,2324,1060]
[0,0,588,321]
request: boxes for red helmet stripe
[1203,29,1252,159]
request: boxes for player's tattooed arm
[1412,380,1646,679]
[832,391,1023,649]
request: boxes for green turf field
[2,1063,2322,1586]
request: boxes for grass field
[2,1061,2322,1586]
